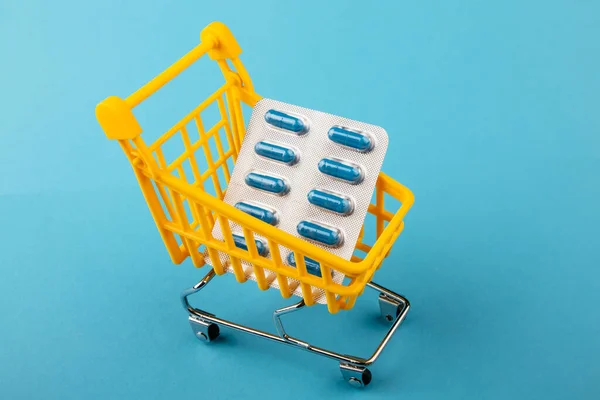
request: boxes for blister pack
[207,98,389,302]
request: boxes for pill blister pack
[207,98,389,302]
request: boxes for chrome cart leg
[189,316,220,342]
[340,363,372,388]
[180,269,411,388]
[181,269,220,343]
[378,291,407,322]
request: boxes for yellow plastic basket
[96,22,414,314]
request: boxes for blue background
[1,1,599,398]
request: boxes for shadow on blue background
[1,1,599,399]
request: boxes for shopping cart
[96,22,414,387]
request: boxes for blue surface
[1,1,599,399]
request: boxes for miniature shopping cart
[96,22,414,387]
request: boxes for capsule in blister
[318,158,364,184]
[254,141,299,165]
[264,109,308,134]
[232,233,268,256]
[297,220,343,247]
[245,171,290,195]
[235,202,279,226]
[307,189,354,215]
[286,252,331,277]
[328,126,374,152]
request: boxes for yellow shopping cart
[96,22,414,387]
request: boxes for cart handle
[126,39,216,108]
[97,22,248,141]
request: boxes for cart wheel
[378,293,405,322]
[203,323,220,341]
[189,316,220,342]
[339,363,372,388]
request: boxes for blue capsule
[307,189,354,215]
[286,252,325,277]
[232,233,268,256]
[245,171,290,195]
[264,109,308,134]
[297,220,343,247]
[328,126,373,152]
[254,141,299,165]
[235,202,279,226]
[318,158,364,184]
